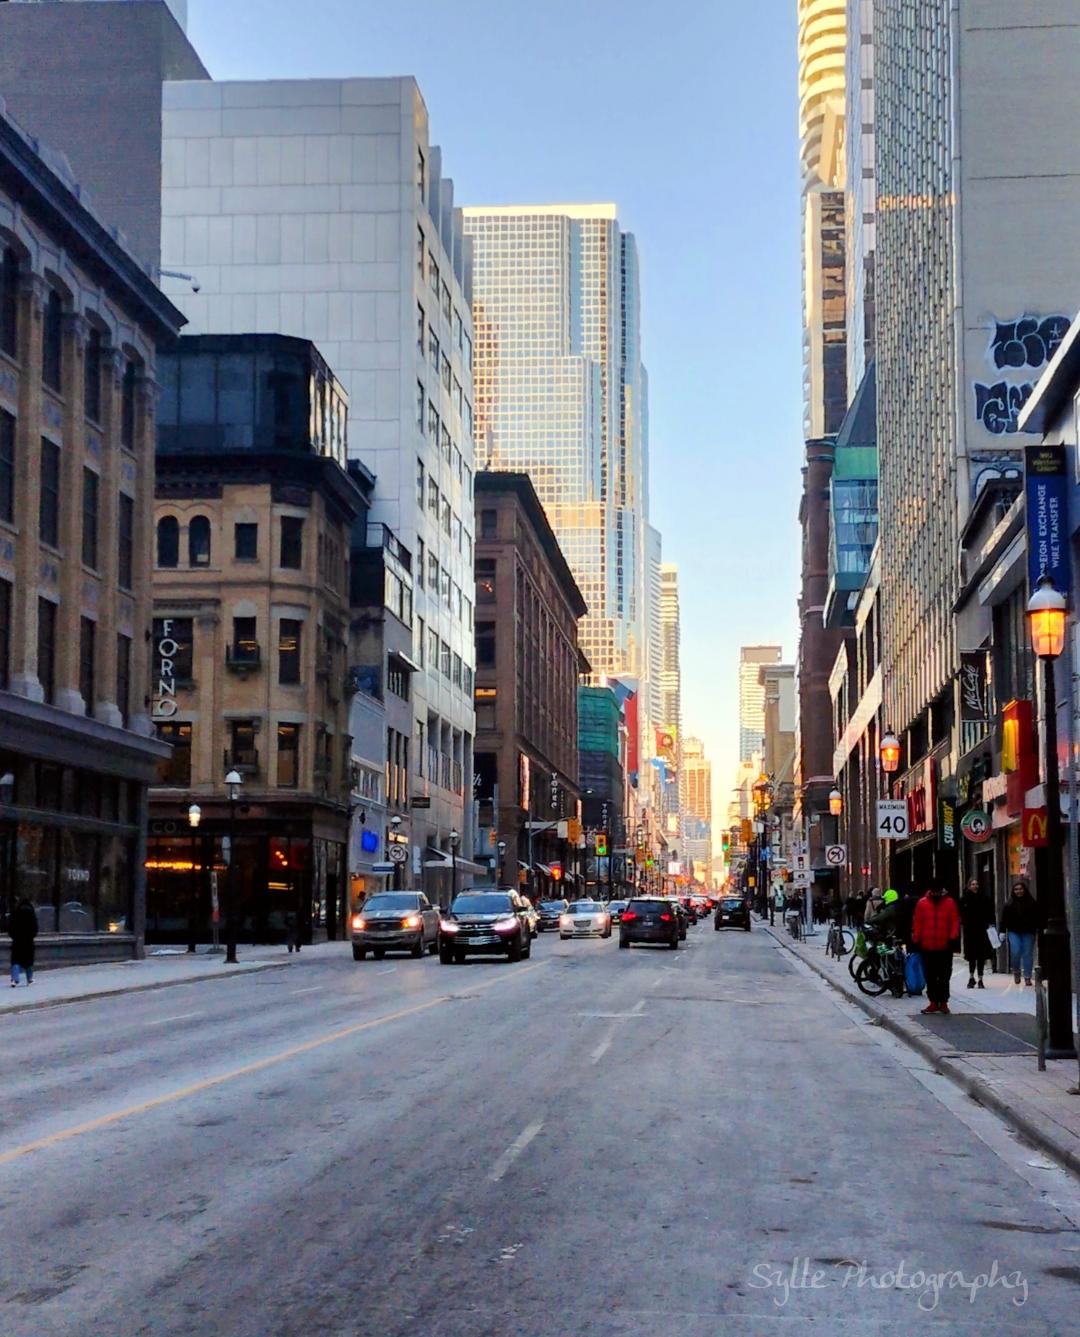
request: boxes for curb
[765,922,1080,1181]
[0,959,291,1017]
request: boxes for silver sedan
[559,900,612,939]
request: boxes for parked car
[619,897,680,950]
[714,895,751,931]
[351,891,440,960]
[439,891,533,963]
[663,898,689,940]
[537,899,569,932]
[559,900,612,939]
[605,899,628,925]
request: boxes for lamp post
[828,786,844,920]
[496,838,507,888]
[389,814,402,890]
[0,771,14,930]
[448,829,460,909]
[879,727,901,891]
[187,803,201,954]
[1026,575,1075,1058]
[224,769,241,964]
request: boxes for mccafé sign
[152,618,180,719]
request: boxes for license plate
[466,935,496,945]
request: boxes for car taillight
[660,913,673,922]
[621,911,637,922]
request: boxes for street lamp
[224,768,242,964]
[879,729,901,776]
[448,829,460,908]
[1026,574,1074,1058]
[828,788,843,818]
[187,802,201,954]
[389,813,403,890]
[496,838,507,887]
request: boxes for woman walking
[959,877,994,988]
[9,897,38,987]
[999,879,1042,986]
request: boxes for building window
[416,380,425,431]
[0,578,11,690]
[441,281,451,323]
[428,625,439,667]
[453,307,463,350]
[116,632,131,727]
[387,659,409,700]
[429,253,439,296]
[81,467,99,569]
[278,618,302,684]
[427,551,438,588]
[230,616,259,666]
[463,665,473,696]
[416,616,425,666]
[416,146,426,202]
[417,302,425,355]
[429,327,439,372]
[0,246,18,358]
[416,538,425,588]
[440,423,451,464]
[476,621,496,667]
[428,400,439,440]
[440,640,451,679]
[79,616,96,711]
[427,477,439,519]
[416,458,425,508]
[280,515,303,569]
[452,652,462,688]
[277,723,300,788]
[38,439,61,547]
[441,497,451,537]
[480,508,496,539]
[0,409,14,524]
[188,515,212,567]
[121,360,138,450]
[234,522,258,561]
[440,565,451,608]
[84,326,103,423]
[157,515,179,568]
[42,288,63,392]
[441,352,451,393]
[477,558,496,602]
[157,721,192,787]
[417,224,425,275]
[117,493,134,589]
[153,617,193,681]
[37,597,57,702]
[229,719,258,770]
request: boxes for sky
[186,0,804,833]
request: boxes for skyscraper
[658,564,681,835]
[681,737,713,880]
[461,204,649,687]
[738,645,782,764]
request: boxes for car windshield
[608,902,627,911]
[722,899,744,909]
[568,902,601,912]
[451,895,512,915]
[362,894,419,912]
[540,902,566,912]
[627,900,666,913]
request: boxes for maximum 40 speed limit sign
[876,799,908,840]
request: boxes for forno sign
[152,618,180,719]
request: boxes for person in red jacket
[911,886,961,1014]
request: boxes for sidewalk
[767,919,1080,1178]
[0,942,342,1016]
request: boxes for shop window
[17,824,57,933]
[277,723,300,788]
[157,515,179,568]
[188,515,212,567]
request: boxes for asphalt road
[2,923,1080,1335]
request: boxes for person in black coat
[9,898,38,987]
[959,877,993,988]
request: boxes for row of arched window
[157,515,211,568]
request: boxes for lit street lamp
[187,802,201,954]
[224,768,242,965]
[1026,574,1075,1058]
[879,729,901,777]
[449,829,460,908]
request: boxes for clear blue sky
[187,0,804,826]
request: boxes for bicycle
[785,909,803,941]
[854,939,906,998]
[825,919,855,959]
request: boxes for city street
[3,928,1080,1335]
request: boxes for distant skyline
[185,0,803,818]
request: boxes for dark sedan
[439,891,534,963]
[714,896,751,931]
[536,899,569,932]
[618,898,679,951]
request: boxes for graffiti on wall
[973,314,1071,436]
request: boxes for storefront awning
[423,847,486,873]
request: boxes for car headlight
[352,915,366,931]
[560,915,571,925]
[494,916,519,933]
[440,919,459,934]
[402,914,421,929]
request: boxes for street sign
[824,845,846,867]
[792,870,811,888]
[875,799,909,840]
[388,844,408,863]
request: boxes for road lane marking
[0,960,549,1166]
[290,986,324,995]
[489,1121,544,1181]
[146,1012,204,1026]
[631,999,645,1015]
[376,967,398,975]
[590,1032,615,1064]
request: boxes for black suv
[536,899,569,933]
[618,898,680,951]
[714,896,751,931]
[439,891,534,963]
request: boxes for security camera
[191,279,201,294]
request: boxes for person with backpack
[912,885,961,1014]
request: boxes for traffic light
[595,832,608,857]
[721,831,731,855]
[551,863,562,882]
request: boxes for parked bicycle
[854,938,907,998]
[826,919,855,959]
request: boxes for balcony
[225,644,261,673]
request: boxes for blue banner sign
[1024,446,1070,594]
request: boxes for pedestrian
[9,897,38,987]
[847,891,865,927]
[863,886,884,925]
[999,878,1042,986]
[284,909,299,953]
[867,888,900,936]
[959,877,993,989]
[911,884,961,1014]
[768,891,776,926]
